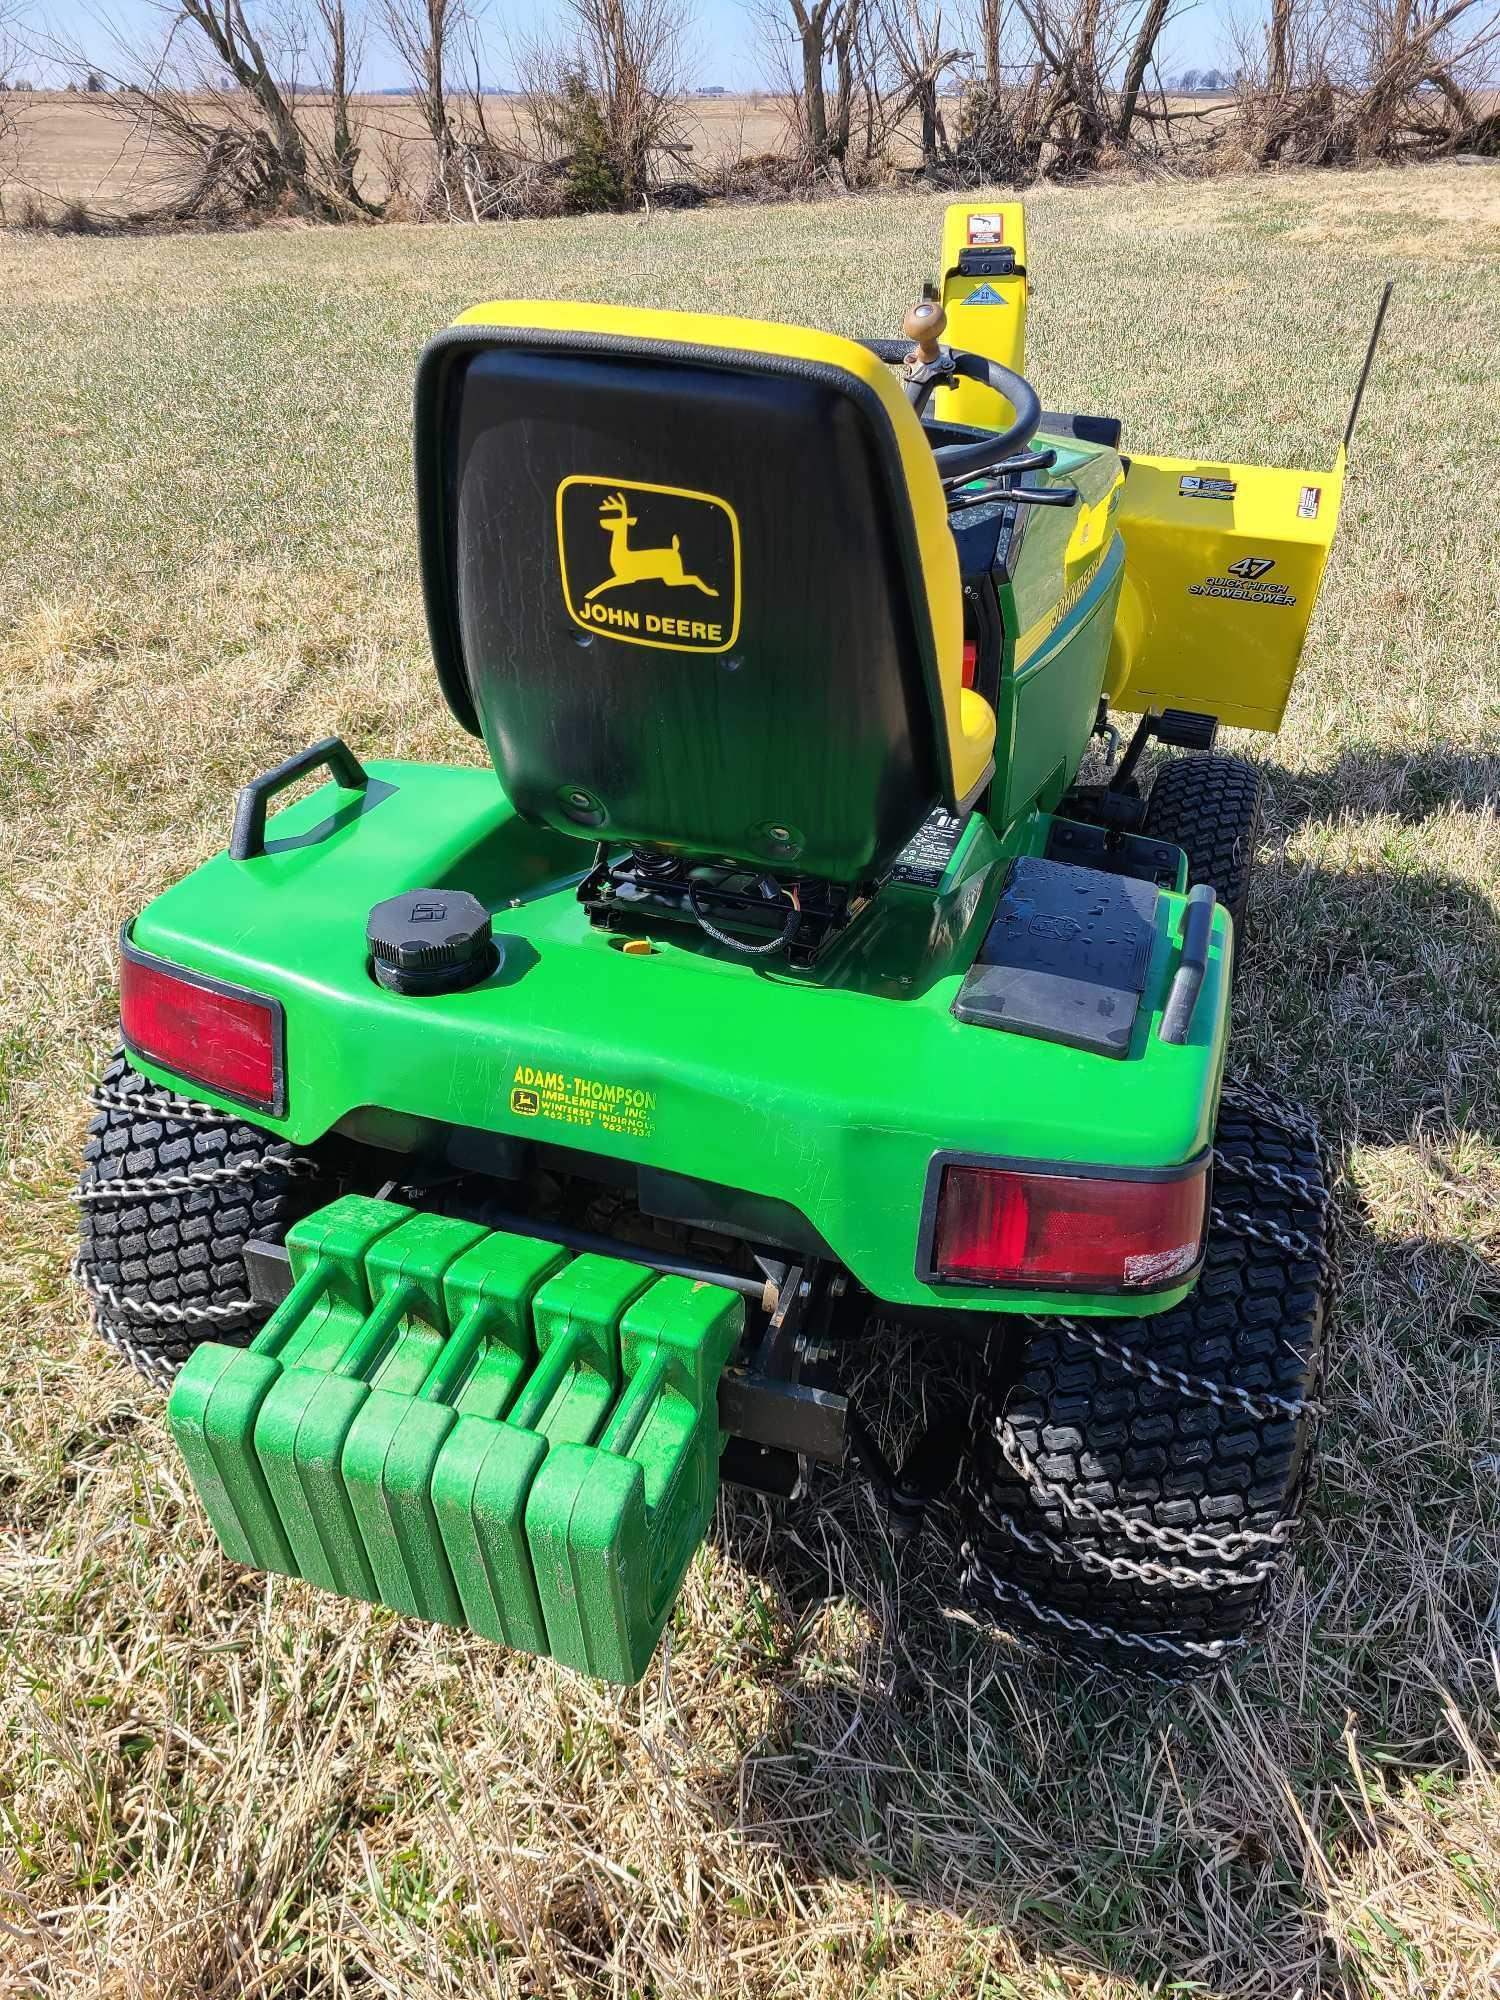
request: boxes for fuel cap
[366,889,497,995]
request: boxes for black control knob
[366,889,497,995]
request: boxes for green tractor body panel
[168,1196,742,1683]
[995,461,1127,826]
[129,745,1228,1320]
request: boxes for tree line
[3,0,1496,229]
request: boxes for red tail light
[961,639,978,689]
[929,1160,1206,1291]
[120,933,284,1115]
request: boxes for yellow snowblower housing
[1104,450,1346,732]
[415,303,997,886]
[932,200,1356,735]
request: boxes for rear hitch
[845,1407,967,1545]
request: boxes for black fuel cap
[366,889,497,995]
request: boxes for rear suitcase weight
[342,1229,565,1624]
[431,1254,651,1653]
[167,1195,412,1574]
[527,1277,743,1683]
[255,1214,484,1600]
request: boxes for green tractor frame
[78,202,1390,1683]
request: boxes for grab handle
[230,736,368,860]
[1159,884,1217,1046]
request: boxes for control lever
[942,447,1056,490]
[948,476,1080,513]
[1007,485,1080,507]
[900,300,957,415]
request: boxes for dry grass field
[2,164,1499,1997]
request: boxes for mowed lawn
[2,167,1498,1998]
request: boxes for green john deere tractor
[78,202,1388,1682]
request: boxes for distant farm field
[2,88,793,214]
[0,88,1256,219]
[2,166,1499,1997]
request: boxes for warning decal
[509,1063,657,1140]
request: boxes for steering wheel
[860,302,1042,483]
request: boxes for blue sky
[41,0,1243,92]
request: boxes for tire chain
[90,1084,237,1127]
[92,1313,194,1390]
[74,1262,258,1326]
[963,1092,1333,1674]
[985,1422,1297,1559]
[82,1083,330,1202]
[972,1489,1283,1590]
[960,1552,1251,1666]
[78,1078,323,1361]
[1218,1078,1324,1148]
[77,1151,327,1201]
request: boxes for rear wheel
[957,1090,1331,1677]
[76,1050,337,1387]
[1141,753,1264,935]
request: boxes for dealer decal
[509,1063,657,1140]
[556,475,741,654]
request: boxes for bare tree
[1114,0,1173,138]
[971,0,1006,78]
[878,0,964,167]
[791,0,840,157]
[826,0,868,158]
[1233,0,1498,163]
[313,0,366,204]
[40,0,375,222]
[518,0,693,207]
[0,0,22,219]
[383,0,469,196]
[752,0,855,166]
[175,0,316,198]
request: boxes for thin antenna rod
[1343,281,1395,456]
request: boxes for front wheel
[956,1089,1331,1677]
[1140,753,1265,937]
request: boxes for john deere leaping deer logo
[588,492,719,602]
[557,475,741,655]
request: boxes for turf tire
[77,1049,336,1386]
[958,1094,1330,1677]
[1140,753,1264,935]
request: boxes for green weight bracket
[431,1254,653,1653]
[339,1229,567,1624]
[167,1195,412,1571]
[526,1277,744,1683]
[253,1212,489,1600]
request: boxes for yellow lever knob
[902,300,947,365]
